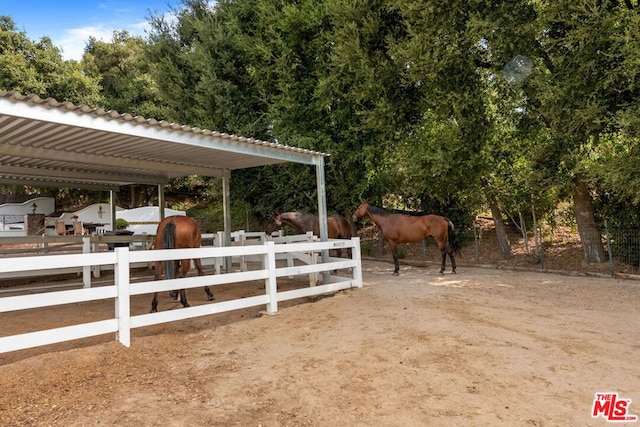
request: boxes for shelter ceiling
[0,91,327,190]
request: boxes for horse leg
[152,261,162,312]
[389,243,400,276]
[154,260,163,281]
[437,237,454,274]
[440,251,447,275]
[177,259,191,308]
[449,250,457,274]
[168,260,180,301]
[392,252,400,276]
[194,258,215,301]
[178,289,190,308]
[151,292,159,313]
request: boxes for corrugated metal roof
[0,91,328,190]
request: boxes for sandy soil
[1,259,639,427]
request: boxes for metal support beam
[316,156,328,241]
[110,190,117,230]
[315,157,329,284]
[157,185,165,222]
[222,170,232,273]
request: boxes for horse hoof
[150,308,158,313]
[207,295,215,301]
[392,272,399,277]
[439,271,444,275]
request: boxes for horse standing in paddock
[352,200,461,276]
[151,215,215,313]
[265,212,353,257]
[265,212,352,238]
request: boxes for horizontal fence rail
[0,237,362,353]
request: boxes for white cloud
[56,27,110,61]
[55,20,151,61]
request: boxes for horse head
[265,213,282,234]
[352,200,369,222]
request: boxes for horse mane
[367,204,390,216]
[280,212,304,220]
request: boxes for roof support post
[222,169,232,273]
[315,156,328,241]
[315,156,329,284]
[110,190,117,230]
[157,184,165,222]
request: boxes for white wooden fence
[0,238,362,354]
[0,230,327,285]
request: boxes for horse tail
[447,219,462,256]
[163,222,176,280]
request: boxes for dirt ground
[1,258,639,427]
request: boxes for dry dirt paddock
[1,260,639,426]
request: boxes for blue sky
[3,0,179,61]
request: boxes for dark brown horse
[265,212,353,257]
[352,200,461,276]
[266,212,352,239]
[151,215,214,313]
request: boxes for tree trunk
[518,211,530,256]
[489,199,512,260]
[572,174,606,264]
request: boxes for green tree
[82,31,167,119]
[147,0,270,134]
[386,0,512,226]
[0,16,101,105]
[146,0,417,219]
[143,0,640,263]
[523,0,640,263]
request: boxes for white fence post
[259,231,267,269]
[91,239,101,278]
[238,230,247,271]
[114,247,131,347]
[82,236,91,288]
[352,237,363,288]
[306,232,318,286]
[264,241,278,314]
[214,231,223,274]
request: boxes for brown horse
[266,212,351,238]
[151,215,214,313]
[352,200,461,276]
[265,212,353,257]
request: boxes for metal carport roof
[0,91,328,190]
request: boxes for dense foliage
[1,0,639,262]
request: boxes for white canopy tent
[0,91,331,243]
